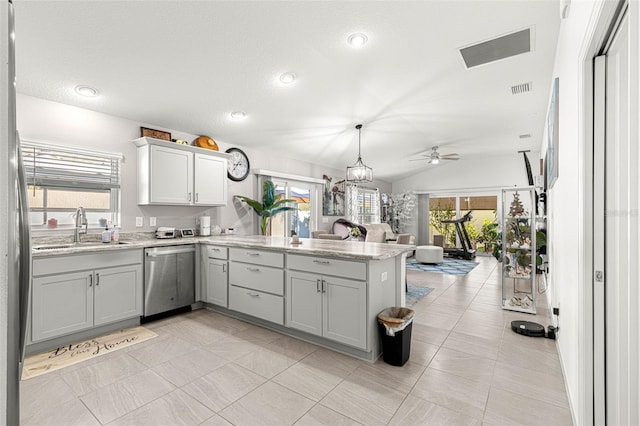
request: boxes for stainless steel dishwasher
[144,245,195,318]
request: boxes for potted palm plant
[234,180,296,235]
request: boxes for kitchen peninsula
[201,236,412,361]
[31,235,413,361]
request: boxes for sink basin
[33,241,129,250]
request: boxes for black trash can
[377,307,415,366]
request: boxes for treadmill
[442,210,476,260]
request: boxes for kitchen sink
[33,241,129,250]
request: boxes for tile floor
[20,256,573,425]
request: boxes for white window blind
[21,141,122,190]
[347,185,380,224]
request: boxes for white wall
[16,94,390,236]
[391,153,535,242]
[542,1,604,424]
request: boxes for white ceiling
[13,0,560,182]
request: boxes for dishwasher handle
[146,246,196,257]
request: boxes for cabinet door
[194,154,227,206]
[150,145,193,204]
[94,265,143,326]
[323,276,367,349]
[206,259,228,307]
[32,271,93,342]
[286,271,322,336]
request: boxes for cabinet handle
[222,264,226,273]
[211,248,220,251]
[95,273,100,286]
[322,279,326,293]
[247,267,260,272]
[316,279,321,293]
[247,292,260,297]
[313,259,330,265]
[247,252,260,257]
[195,193,199,202]
[89,274,93,287]
[188,192,192,202]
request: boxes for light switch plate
[136,217,143,227]
[149,217,156,226]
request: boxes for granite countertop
[32,234,414,260]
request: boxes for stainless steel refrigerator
[2,0,32,423]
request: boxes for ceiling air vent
[511,82,532,95]
[460,28,532,69]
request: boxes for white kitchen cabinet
[134,137,229,206]
[32,271,94,342]
[31,250,143,343]
[94,265,143,326]
[201,245,228,308]
[194,153,227,205]
[287,270,366,349]
[228,248,285,325]
[148,145,193,204]
[206,259,228,307]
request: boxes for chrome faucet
[74,206,88,243]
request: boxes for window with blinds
[347,185,381,224]
[21,141,122,229]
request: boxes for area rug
[406,284,434,307]
[21,326,157,380]
[406,257,479,276]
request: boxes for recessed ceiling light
[230,111,247,120]
[279,72,296,84]
[74,85,99,97]
[347,33,368,48]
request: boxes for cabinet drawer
[287,254,366,281]
[229,263,284,296]
[229,285,283,325]
[206,245,228,260]
[230,248,284,268]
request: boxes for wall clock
[225,148,250,181]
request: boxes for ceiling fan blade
[440,153,459,158]
[441,157,459,160]
[409,158,427,161]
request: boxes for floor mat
[406,284,434,307]
[406,257,479,275]
[22,326,157,380]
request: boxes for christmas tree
[509,192,526,217]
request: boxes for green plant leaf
[234,195,264,215]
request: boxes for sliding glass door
[271,180,315,238]
[428,193,497,252]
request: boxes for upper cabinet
[134,137,229,206]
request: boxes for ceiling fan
[411,146,460,164]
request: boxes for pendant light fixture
[346,124,373,183]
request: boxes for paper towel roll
[200,216,211,236]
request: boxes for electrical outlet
[135,217,143,227]
[149,217,156,226]
[381,271,388,282]
[322,217,329,223]
[553,306,560,316]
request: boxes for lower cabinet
[227,249,285,324]
[286,271,367,350]
[201,245,229,308]
[229,285,284,324]
[206,259,228,307]
[31,251,143,343]
[94,265,143,326]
